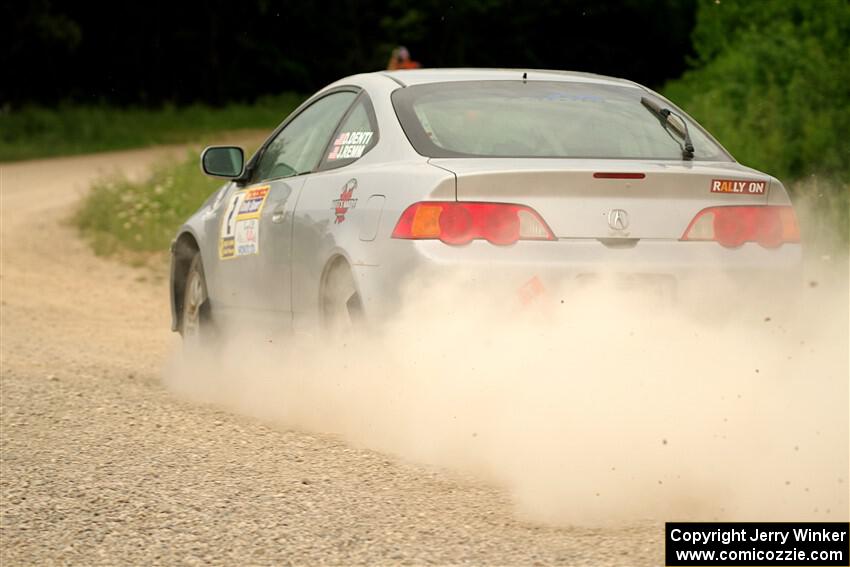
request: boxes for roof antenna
[522,71,527,83]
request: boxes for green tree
[663,0,850,182]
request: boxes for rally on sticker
[711,179,766,195]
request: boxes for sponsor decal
[234,218,258,255]
[238,187,269,215]
[219,185,270,259]
[333,179,358,224]
[711,179,766,195]
[328,131,373,160]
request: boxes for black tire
[181,253,215,352]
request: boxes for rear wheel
[320,261,364,334]
[181,253,214,352]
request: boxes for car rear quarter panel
[290,159,455,333]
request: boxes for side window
[319,94,379,171]
[254,91,358,181]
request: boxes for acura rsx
[169,68,801,344]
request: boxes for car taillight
[391,202,555,245]
[682,206,800,248]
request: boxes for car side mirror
[201,146,245,179]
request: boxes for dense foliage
[2,0,695,107]
[664,0,850,182]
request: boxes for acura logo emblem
[607,209,630,231]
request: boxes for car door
[290,92,381,329]
[213,89,359,330]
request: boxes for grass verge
[75,152,223,259]
[1,93,303,162]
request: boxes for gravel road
[0,149,661,565]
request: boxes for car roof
[378,68,643,89]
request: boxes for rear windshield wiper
[640,97,695,160]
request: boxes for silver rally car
[170,68,801,341]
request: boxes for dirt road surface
[0,149,659,565]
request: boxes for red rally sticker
[333,178,358,224]
[711,179,766,195]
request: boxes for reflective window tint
[393,81,730,161]
[255,91,357,181]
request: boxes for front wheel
[181,253,215,352]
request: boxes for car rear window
[392,81,731,161]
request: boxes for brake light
[593,172,646,179]
[682,206,800,248]
[392,202,555,245]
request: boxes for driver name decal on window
[328,131,373,160]
[219,186,270,259]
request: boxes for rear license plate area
[575,273,677,301]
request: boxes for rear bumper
[352,239,803,318]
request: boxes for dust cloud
[164,215,848,526]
